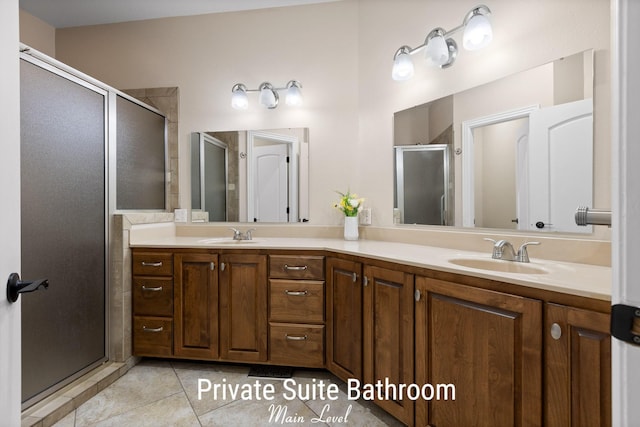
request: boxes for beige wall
[46,0,609,237]
[19,9,55,57]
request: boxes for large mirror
[191,128,309,223]
[394,50,594,234]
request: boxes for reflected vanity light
[231,80,303,110]
[391,4,492,81]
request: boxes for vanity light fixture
[231,80,303,110]
[391,4,492,81]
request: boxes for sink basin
[197,238,261,245]
[448,258,548,274]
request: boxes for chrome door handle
[285,334,308,341]
[285,290,308,296]
[284,265,308,271]
[141,285,163,292]
[141,261,163,267]
[142,326,164,333]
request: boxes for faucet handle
[245,228,256,240]
[229,227,241,240]
[516,242,540,263]
[483,237,498,245]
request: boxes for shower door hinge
[611,304,640,345]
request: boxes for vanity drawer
[132,252,173,276]
[269,323,324,367]
[270,279,324,323]
[269,255,325,280]
[133,277,173,316]
[133,316,173,357]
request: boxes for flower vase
[343,216,359,241]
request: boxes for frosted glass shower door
[20,58,107,407]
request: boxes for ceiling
[20,0,341,28]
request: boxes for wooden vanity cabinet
[219,253,268,362]
[414,275,543,427]
[174,252,219,359]
[326,257,363,382]
[132,251,174,357]
[544,303,611,427]
[363,265,415,426]
[268,255,326,367]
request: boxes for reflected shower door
[395,145,449,225]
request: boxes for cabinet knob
[352,272,357,283]
[414,289,421,302]
[550,322,562,340]
[210,262,215,271]
[221,262,226,271]
[363,276,369,287]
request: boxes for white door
[0,0,22,423]
[253,144,289,222]
[612,0,640,425]
[528,98,593,233]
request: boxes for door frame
[612,0,640,425]
[0,0,21,423]
[461,104,540,228]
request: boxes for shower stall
[19,48,166,408]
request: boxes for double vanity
[130,223,611,427]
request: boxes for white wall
[50,0,610,234]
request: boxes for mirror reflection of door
[248,131,299,222]
[191,133,228,221]
[395,145,450,225]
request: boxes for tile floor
[53,359,404,426]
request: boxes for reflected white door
[0,0,21,423]
[253,144,289,222]
[528,98,593,232]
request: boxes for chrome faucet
[484,238,540,263]
[230,227,256,241]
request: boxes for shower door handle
[6,273,49,303]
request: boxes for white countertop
[130,231,611,301]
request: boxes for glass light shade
[286,85,303,106]
[259,87,278,108]
[425,34,449,66]
[463,13,493,50]
[392,51,414,81]
[231,89,248,110]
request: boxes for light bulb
[425,32,449,66]
[463,12,493,50]
[392,49,414,81]
[231,85,248,110]
[286,83,303,106]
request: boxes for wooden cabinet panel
[326,257,362,382]
[269,255,325,280]
[132,251,173,276]
[415,276,542,427]
[363,265,415,425]
[269,279,324,323]
[220,254,268,362]
[174,253,219,359]
[269,323,325,367]
[545,303,611,427]
[133,277,173,317]
[133,316,173,357]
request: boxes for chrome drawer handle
[141,261,163,267]
[285,334,308,341]
[142,326,164,333]
[141,285,163,292]
[283,264,308,271]
[285,290,308,296]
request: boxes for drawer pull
[141,285,163,292]
[285,290,308,296]
[142,325,164,333]
[141,261,163,267]
[285,334,308,341]
[283,264,308,271]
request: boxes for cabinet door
[363,265,414,425]
[219,254,268,362]
[415,276,542,427]
[326,257,363,382]
[545,303,611,427]
[174,253,219,359]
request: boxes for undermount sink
[448,257,549,275]
[197,237,261,245]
